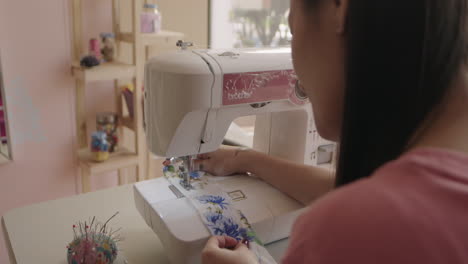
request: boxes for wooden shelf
[72,62,136,82]
[0,154,9,165]
[0,143,10,165]
[121,116,134,130]
[116,31,183,46]
[78,147,139,175]
[141,31,184,46]
[117,32,134,43]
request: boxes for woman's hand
[194,146,247,176]
[202,236,258,264]
[194,145,334,205]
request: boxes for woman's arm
[195,146,335,205]
[237,149,335,205]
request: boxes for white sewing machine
[134,44,335,263]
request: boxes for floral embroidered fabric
[163,165,276,264]
[190,192,276,264]
[193,194,260,244]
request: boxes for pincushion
[67,213,121,264]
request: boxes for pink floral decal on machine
[223,70,307,106]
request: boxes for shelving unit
[71,62,136,82]
[77,147,139,175]
[0,142,9,164]
[141,31,185,46]
[70,0,183,193]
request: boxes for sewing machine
[134,44,335,263]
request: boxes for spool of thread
[89,38,101,60]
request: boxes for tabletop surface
[2,183,289,264]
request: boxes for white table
[2,184,289,264]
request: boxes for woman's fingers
[194,147,240,176]
[234,242,250,253]
[222,236,240,249]
[197,153,210,160]
[205,236,239,250]
[193,159,210,173]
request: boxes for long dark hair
[306,0,468,186]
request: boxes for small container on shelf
[141,4,162,33]
[91,131,110,162]
[96,112,119,153]
[89,38,101,60]
[100,33,116,62]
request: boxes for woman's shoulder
[294,175,411,236]
[282,147,468,264]
[374,147,468,183]
[282,177,428,263]
[282,178,415,261]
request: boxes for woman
[198,0,468,263]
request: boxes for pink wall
[0,1,118,263]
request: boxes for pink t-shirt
[283,148,468,264]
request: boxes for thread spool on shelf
[89,38,101,60]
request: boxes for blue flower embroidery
[215,218,248,240]
[197,195,229,210]
[190,171,201,179]
[205,211,223,224]
[204,211,248,241]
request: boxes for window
[210,0,291,49]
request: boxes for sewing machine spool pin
[176,40,194,51]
